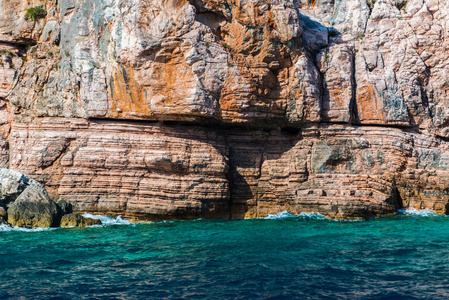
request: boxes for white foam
[398,208,439,217]
[82,213,131,226]
[298,212,328,220]
[264,211,297,219]
[263,211,327,220]
[0,214,132,232]
[0,223,54,232]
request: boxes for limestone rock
[2,0,449,220]
[9,119,230,220]
[60,214,102,228]
[317,44,355,123]
[7,180,61,228]
[0,206,6,216]
[57,199,73,215]
[3,0,449,130]
[0,168,29,207]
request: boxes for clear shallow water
[2,211,449,299]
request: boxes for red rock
[1,0,449,219]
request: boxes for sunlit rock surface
[1,0,449,219]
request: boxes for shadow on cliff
[224,129,302,219]
[88,118,301,219]
[298,14,358,124]
[142,121,303,219]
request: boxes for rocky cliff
[1,0,448,220]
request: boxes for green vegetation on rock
[24,6,46,21]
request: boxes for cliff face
[1,0,449,219]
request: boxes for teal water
[1,210,449,299]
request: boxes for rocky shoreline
[0,169,100,229]
[1,0,449,220]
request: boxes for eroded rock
[7,180,61,228]
[0,168,29,207]
[0,206,6,224]
[60,214,102,228]
[57,199,73,215]
[2,0,449,220]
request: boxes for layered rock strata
[6,118,449,219]
[1,0,449,219]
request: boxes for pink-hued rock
[9,118,230,220]
[1,0,449,219]
[7,118,449,220]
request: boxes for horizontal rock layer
[10,118,230,220]
[5,117,449,220]
[1,0,449,219]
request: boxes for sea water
[2,210,449,299]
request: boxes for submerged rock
[60,214,102,228]
[7,181,61,229]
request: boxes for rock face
[0,207,6,218]
[0,168,62,228]
[57,199,73,215]
[0,168,29,208]
[0,168,101,228]
[60,213,102,228]
[1,0,449,219]
[0,206,6,224]
[7,181,61,228]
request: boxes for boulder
[0,168,29,207]
[57,199,73,215]
[60,214,102,228]
[7,180,61,228]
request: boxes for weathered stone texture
[2,169,62,229]
[2,0,449,129]
[1,0,449,219]
[60,213,102,228]
[7,118,449,219]
[9,119,230,220]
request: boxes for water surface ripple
[1,212,449,299]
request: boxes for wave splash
[3,209,444,231]
[82,213,132,226]
[0,214,132,232]
[398,208,440,217]
[0,224,55,232]
[264,208,446,221]
[263,211,327,220]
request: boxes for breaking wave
[2,208,445,232]
[398,208,440,217]
[0,224,55,232]
[263,211,328,220]
[263,208,446,221]
[0,214,132,232]
[82,213,132,226]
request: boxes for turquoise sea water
[2,210,449,299]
